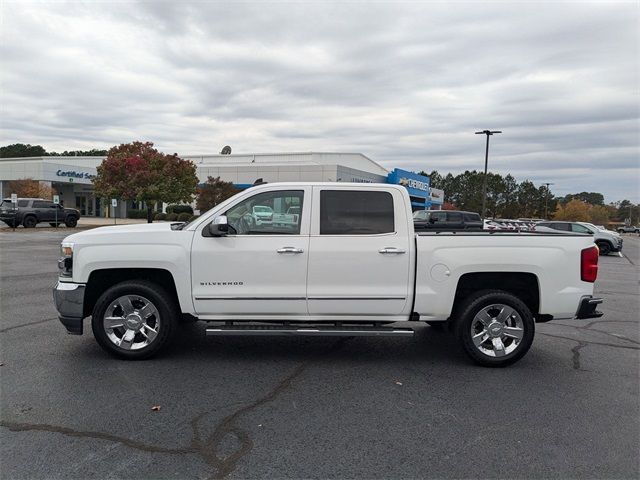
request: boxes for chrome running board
[206,325,414,337]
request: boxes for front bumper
[575,296,603,320]
[52,281,86,335]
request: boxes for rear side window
[320,190,394,235]
[18,200,29,207]
[448,212,462,222]
[430,212,446,223]
[572,224,593,234]
[551,223,571,231]
[32,201,52,208]
[463,213,481,222]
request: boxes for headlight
[59,242,74,277]
[61,242,74,257]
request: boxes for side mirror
[206,215,229,237]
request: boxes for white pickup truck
[53,183,603,367]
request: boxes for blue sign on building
[387,168,431,210]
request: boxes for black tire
[91,280,178,360]
[65,216,78,228]
[22,216,37,228]
[454,289,535,367]
[596,241,611,255]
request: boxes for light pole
[475,130,502,220]
[543,182,554,219]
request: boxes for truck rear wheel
[455,290,534,367]
[91,280,178,360]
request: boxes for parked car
[536,221,622,255]
[0,198,79,228]
[484,219,537,232]
[413,209,483,231]
[617,225,639,234]
[53,183,602,367]
[251,205,274,225]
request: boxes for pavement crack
[544,320,640,346]
[0,317,57,333]
[0,338,351,480]
[539,332,639,351]
[192,337,351,479]
[0,420,196,454]
[570,341,588,370]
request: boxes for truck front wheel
[91,280,178,360]
[455,290,534,367]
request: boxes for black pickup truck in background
[0,198,80,228]
[413,209,483,231]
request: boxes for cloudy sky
[1,1,638,202]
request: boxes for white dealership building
[0,152,443,217]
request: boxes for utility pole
[475,130,502,220]
[543,182,554,219]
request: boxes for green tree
[48,149,108,156]
[517,181,541,218]
[561,192,605,206]
[196,176,239,212]
[93,141,198,223]
[0,143,47,157]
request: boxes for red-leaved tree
[93,141,198,222]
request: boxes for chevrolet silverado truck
[53,183,603,367]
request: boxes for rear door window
[447,212,462,223]
[17,200,29,207]
[550,222,571,231]
[320,190,394,235]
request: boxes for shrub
[127,209,147,219]
[166,204,193,215]
[154,213,166,221]
[177,212,191,222]
[166,213,178,221]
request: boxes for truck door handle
[379,247,406,254]
[277,247,304,254]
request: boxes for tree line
[2,142,637,225]
[424,170,638,224]
[0,143,107,158]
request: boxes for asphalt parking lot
[1,230,638,479]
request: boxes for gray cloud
[1,0,638,201]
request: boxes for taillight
[581,246,599,282]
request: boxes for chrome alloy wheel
[470,304,524,357]
[103,295,160,350]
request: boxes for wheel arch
[595,239,614,249]
[452,272,540,318]
[84,268,181,318]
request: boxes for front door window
[225,190,304,235]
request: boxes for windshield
[253,206,273,213]
[413,210,427,220]
[1,200,15,209]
